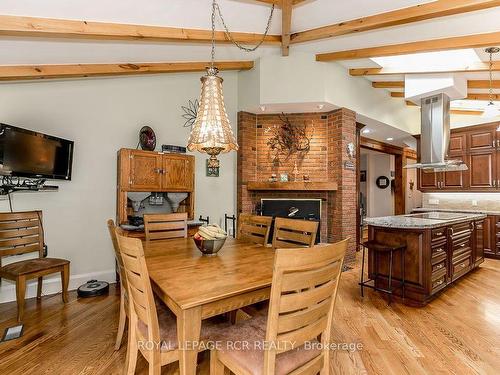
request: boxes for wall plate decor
[280,173,289,182]
[139,126,156,151]
[206,159,219,177]
[376,176,390,189]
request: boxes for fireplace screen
[260,199,321,244]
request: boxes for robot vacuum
[77,279,110,298]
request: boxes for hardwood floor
[0,257,499,375]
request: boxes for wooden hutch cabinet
[417,122,500,192]
[116,149,195,226]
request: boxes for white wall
[0,72,238,302]
[405,159,422,213]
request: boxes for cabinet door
[483,216,494,256]
[497,150,500,190]
[468,152,495,189]
[162,155,194,191]
[442,156,467,189]
[418,170,440,190]
[468,129,496,152]
[474,220,485,264]
[496,216,500,256]
[129,151,163,190]
[448,133,467,156]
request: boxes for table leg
[177,306,202,375]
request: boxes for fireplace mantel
[246,181,338,191]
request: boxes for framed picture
[360,170,366,182]
[206,160,219,177]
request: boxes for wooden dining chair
[107,219,129,350]
[272,217,319,249]
[0,211,70,322]
[211,239,348,375]
[237,214,273,245]
[143,213,188,241]
[115,229,228,375]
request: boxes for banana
[198,224,227,240]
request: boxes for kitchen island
[364,212,487,306]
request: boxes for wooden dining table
[143,237,276,375]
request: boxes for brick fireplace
[237,108,358,264]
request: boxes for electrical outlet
[472,200,478,206]
[429,199,439,205]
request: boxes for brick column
[237,112,257,214]
[327,108,358,264]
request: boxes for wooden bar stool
[359,240,406,304]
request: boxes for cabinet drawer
[450,222,471,237]
[432,228,447,240]
[432,260,446,273]
[431,272,447,293]
[452,237,471,256]
[452,257,471,279]
[431,244,447,259]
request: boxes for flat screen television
[0,123,74,180]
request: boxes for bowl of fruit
[193,224,228,256]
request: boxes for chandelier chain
[489,50,493,103]
[211,0,275,55]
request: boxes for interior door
[468,152,495,189]
[162,155,194,191]
[129,151,162,190]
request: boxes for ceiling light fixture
[482,47,500,119]
[317,104,325,110]
[386,137,394,141]
[188,0,274,168]
[362,129,371,134]
[260,105,266,112]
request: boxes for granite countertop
[413,207,500,216]
[364,212,487,229]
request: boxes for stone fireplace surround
[237,108,358,264]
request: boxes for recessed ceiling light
[317,104,324,110]
[386,137,394,141]
[260,106,266,112]
[362,129,371,134]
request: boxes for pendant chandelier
[482,47,500,119]
[187,0,274,168]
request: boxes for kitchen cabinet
[417,122,500,192]
[485,215,500,259]
[127,150,163,191]
[162,155,194,191]
[468,152,496,189]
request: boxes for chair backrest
[263,239,348,374]
[115,229,160,342]
[0,211,44,259]
[144,213,188,241]
[107,219,128,291]
[272,217,319,249]
[237,214,273,245]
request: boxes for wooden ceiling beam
[293,0,500,44]
[393,92,500,100]
[0,14,281,44]
[350,61,500,76]
[374,80,500,89]
[281,0,293,56]
[372,81,405,88]
[317,31,500,61]
[0,61,254,81]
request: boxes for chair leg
[37,277,43,300]
[114,287,127,351]
[148,350,161,375]
[210,351,226,375]
[61,264,70,303]
[125,319,138,375]
[16,276,26,322]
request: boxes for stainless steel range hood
[404,93,467,173]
